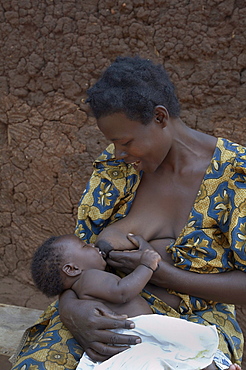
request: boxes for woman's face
[97,111,172,173]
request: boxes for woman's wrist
[149,259,175,287]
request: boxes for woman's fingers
[107,262,132,274]
[107,250,140,271]
[127,233,140,247]
[127,234,153,251]
[93,329,141,345]
[92,315,136,331]
[84,328,141,362]
[91,302,137,330]
[95,304,128,320]
[73,317,140,354]
[60,296,141,362]
[86,342,130,362]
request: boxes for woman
[11,57,245,370]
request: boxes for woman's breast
[116,201,177,242]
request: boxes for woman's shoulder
[218,137,246,154]
[94,144,116,163]
[92,144,141,181]
[216,137,246,173]
[93,144,126,169]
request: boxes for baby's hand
[140,249,161,272]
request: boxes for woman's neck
[157,118,217,176]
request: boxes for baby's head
[31,234,106,297]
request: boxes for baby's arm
[73,249,161,304]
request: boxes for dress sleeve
[228,149,246,271]
[75,146,141,243]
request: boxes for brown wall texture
[0,0,245,363]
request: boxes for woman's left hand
[107,234,154,273]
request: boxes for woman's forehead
[97,113,145,137]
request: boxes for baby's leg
[228,365,241,370]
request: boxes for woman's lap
[11,300,83,370]
[11,296,243,370]
[141,290,243,365]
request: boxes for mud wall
[0,0,246,359]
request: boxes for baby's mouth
[96,240,113,259]
[99,250,107,259]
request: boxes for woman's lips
[125,160,141,170]
[132,160,141,170]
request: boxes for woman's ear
[154,105,169,128]
[62,263,82,277]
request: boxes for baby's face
[62,235,106,271]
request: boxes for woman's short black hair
[87,56,180,124]
[31,236,65,297]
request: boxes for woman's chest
[125,171,204,240]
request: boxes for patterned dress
[12,138,246,370]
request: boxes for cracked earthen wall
[0,0,246,362]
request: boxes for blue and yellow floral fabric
[12,138,245,369]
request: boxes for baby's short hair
[31,236,65,297]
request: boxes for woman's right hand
[59,289,141,362]
[95,227,138,256]
[107,234,156,273]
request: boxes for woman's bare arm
[59,289,141,362]
[108,235,246,306]
[152,260,246,306]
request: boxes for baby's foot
[228,364,241,370]
[203,362,241,370]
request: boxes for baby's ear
[62,263,82,277]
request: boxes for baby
[31,233,159,316]
[31,233,223,370]
[94,220,181,310]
